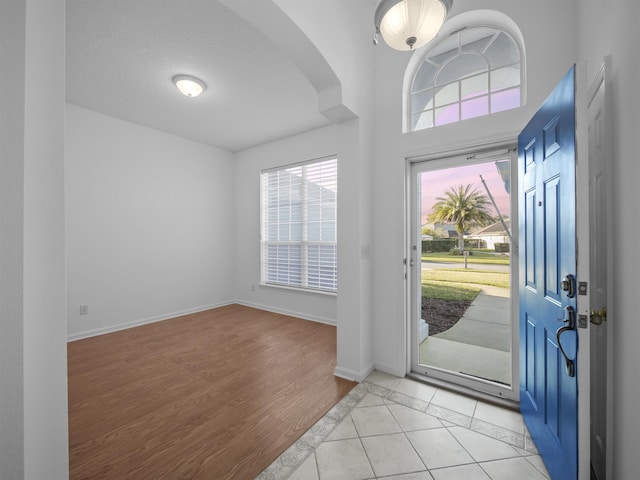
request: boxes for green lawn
[423,268,510,289]
[422,280,481,302]
[421,266,510,301]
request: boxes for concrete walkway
[419,285,512,386]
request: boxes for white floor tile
[289,454,319,480]
[406,428,475,469]
[523,455,550,478]
[365,370,402,389]
[393,378,438,403]
[325,415,358,441]
[430,463,492,480]
[357,393,386,407]
[259,374,545,480]
[479,457,549,480]
[351,405,402,437]
[376,471,434,479]
[469,418,524,448]
[447,426,520,462]
[430,389,478,417]
[361,433,426,477]
[473,402,524,434]
[387,404,443,431]
[524,432,539,454]
[315,439,374,480]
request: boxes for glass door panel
[410,149,517,398]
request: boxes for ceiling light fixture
[374,0,452,51]
[172,74,206,97]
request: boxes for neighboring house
[470,219,511,250]
[424,222,459,238]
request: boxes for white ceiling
[66,0,332,152]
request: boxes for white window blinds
[261,157,338,292]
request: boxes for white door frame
[405,142,519,401]
[575,58,616,480]
[574,60,592,480]
[579,57,614,480]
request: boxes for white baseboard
[68,300,336,342]
[233,299,336,326]
[334,362,375,383]
[373,362,407,378]
[66,301,234,342]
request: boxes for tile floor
[257,371,549,480]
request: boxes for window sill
[258,283,337,298]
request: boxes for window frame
[260,155,338,294]
[404,20,525,133]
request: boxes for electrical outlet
[79,305,88,315]
[251,284,255,292]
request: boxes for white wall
[2,2,69,477]
[0,0,27,477]
[335,117,375,381]
[275,0,375,118]
[577,1,640,478]
[232,1,377,381]
[370,0,579,375]
[2,0,70,477]
[270,0,377,381]
[66,105,236,339]
[233,125,339,325]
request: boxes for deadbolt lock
[560,274,576,298]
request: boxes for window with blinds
[261,156,338,293]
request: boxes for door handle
[556,305,576,377]
[590,307,607,325]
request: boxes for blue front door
[518,66,578,480]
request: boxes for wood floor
[67,304,356,480]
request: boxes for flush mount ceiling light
[172,74,206,97]
[374,0,452,51]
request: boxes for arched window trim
[402,10,526,134]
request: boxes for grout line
[356,434,375,478]
[312,452,320,480]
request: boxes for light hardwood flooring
[67,304,356,480]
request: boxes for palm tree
[428,184,495,252]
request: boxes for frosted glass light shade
[173,75,206,97]
[375,0,451,51]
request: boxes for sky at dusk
[420,160,510,226]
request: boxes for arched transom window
[410,26,522,131]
